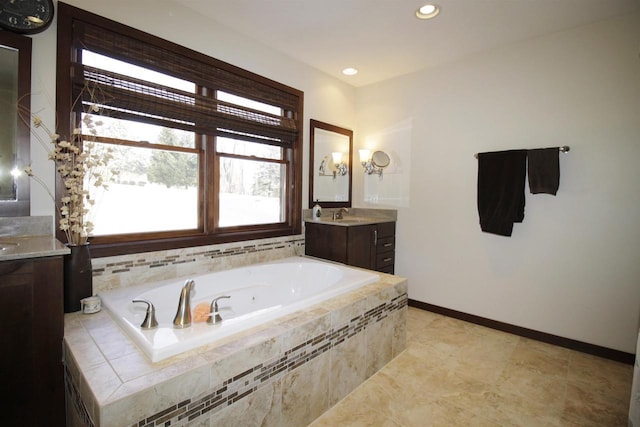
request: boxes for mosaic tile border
[133,293,407,426]
[90,235,306,294]
[64,364,95,427]
[92,236,305,278]
[66,292,407,427]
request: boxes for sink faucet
[173,279,194,328]
[332,208,349,220]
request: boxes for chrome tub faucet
[173,279,194,328]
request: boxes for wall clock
[0,0,54,34]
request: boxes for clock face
[0,0,54,34]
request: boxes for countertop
[305,216,395,226]
[0,235,70,261]
[303,208,397,227]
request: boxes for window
[56,3,303,257]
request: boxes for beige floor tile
[496,362,568,411]
[563,382,629,426]
[568,350,633,403]
[508,338,571,379]
[311,307,633,427]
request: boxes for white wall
[27,3,639,352]
[28,0,356,215]
[354,13,640,352]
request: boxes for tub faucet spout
[173,279,195,328]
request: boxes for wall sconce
[359,149,390,177]
[331,152,348,178]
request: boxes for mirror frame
[0,32,31,216]
[309,119,353,209]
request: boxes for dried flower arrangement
[19,85,118,245]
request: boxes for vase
[64,243,93,313]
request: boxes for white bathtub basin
[99,256,379,362]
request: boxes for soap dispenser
[312,200,322,221]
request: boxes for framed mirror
[309,119,352,208]
[0,32,31,216]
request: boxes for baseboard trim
[408,299,635,365]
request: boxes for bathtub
[98,256,379,362]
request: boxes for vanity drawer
[376,232,395,273]
[376,251,395,270]
[377,236,395,252]
[376,222,395,238]
[378,264,395,274]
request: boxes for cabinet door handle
[373,229,378,246]
[383,243,393,247]
[383,258,393,262]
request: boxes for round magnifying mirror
[371,151,390,168]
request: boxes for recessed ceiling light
[342,67,358,76]
[416,3,440,20]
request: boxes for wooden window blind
[68,17,300,147]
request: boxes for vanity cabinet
[0,256,65,426]
[305,221,395,273]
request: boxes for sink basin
[317,216,382,225]
[331,217,372,223]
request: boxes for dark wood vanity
[0,31,67,425]
[305,220,395,274]
[307,120,397,274]
[0,233,68,426]
[0,256,65,426]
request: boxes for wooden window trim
[55,2,303,258]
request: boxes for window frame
[56,3,303,257]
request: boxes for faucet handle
[208,295,231,325]
[132,299,158,329]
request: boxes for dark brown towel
[477,150,527,236]
[528,148,559,195]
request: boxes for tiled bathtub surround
[91,235,305,295]
[64,272,407,426]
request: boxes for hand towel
[528,148,560,195]
[477,150,527,236]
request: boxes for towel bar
[474,145,569,159]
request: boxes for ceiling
[175,0,639,87]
